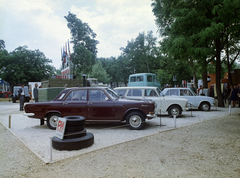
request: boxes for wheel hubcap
[130,115,141,127]
[50,116,59,127]
[203,104,209,111]
[172,108,179,115]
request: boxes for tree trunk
[215,39,224,107]
[202,70,208,88]
[189,57,198,89]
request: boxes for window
[89,90,107,101]
[165,89,179,96]
[147,75,153,82]
[137,76,143,81]
[145,89,158,97]
[116,89,127,96]
[130,76,136,82]
[127,89,142,96]
[180,89,193,96]
[65,90,87,101]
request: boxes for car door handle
[62,102,68,105]
[88,102,93,105]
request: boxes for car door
[60,89,88,118]
[144,88,162,111]
[87,89,115,122]
[180,89,196,108]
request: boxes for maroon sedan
[24,87,156,130]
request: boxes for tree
[65,12,99,75]
[91,60,111,84]
[120,31,158,74]
[0,46,54,85]
[152,0,240,107]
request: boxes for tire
[47,113,62,130]
[12,97,16,103]
[64,129,87,139]
[52,132,94,151]
[64,116,85,127]
[168,105,182,117]
[65,125,85,132]
[200,102,210,111]
[126,111,145,130]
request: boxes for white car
[161,87,215,111]
[114,86,189,117]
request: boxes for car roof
[114,86,158,89]
[164,87,190,90]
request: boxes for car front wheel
[200,102,210,111]
[126,112,145,130]
[47,113,62,130]
[168,105,181,117]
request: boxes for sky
[0,0,159,69]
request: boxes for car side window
[65,90,87,101]
[180,89,193,96]
[145,89,158,97]
[127,89,142,96]
[166,89,179,96]
[137,76,143,81]
[147,75,152,82]
[116,89,127,96]
[89,90,107,101]
[130,76,136,82]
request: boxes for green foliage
[0,46,54,85]
[65,12,99,75]
[91,61,111,84]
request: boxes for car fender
[122,108,146,121]
[44,110,63,118]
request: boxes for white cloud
[1,0,159,68]
[70,0,158,58]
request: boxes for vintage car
[161,87,215,111]
[114,86,189,117]
[24,87,156,130]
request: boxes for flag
[68,39,71,60]
[65,42,68,65]
[62,46,66,65]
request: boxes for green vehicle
[128,73,161,89]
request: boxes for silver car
[161,87,215,111]
[114,86,189,117]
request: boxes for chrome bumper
[23,113,35,116]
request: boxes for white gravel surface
[1,101,240,178]
[0,101,238,164]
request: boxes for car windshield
[104,88,120,100]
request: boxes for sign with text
[55,117,67,139]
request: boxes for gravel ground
[0,101,240,177]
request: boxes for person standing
[18,84,25,111]
[33,83,39,102]
[198,86,204,95]
[190,84,196,94]
[230,84,238,107]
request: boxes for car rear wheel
[200,102,210,111]
[168,105,181,117]
[47,113,62,130]
[126,112,145,130]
